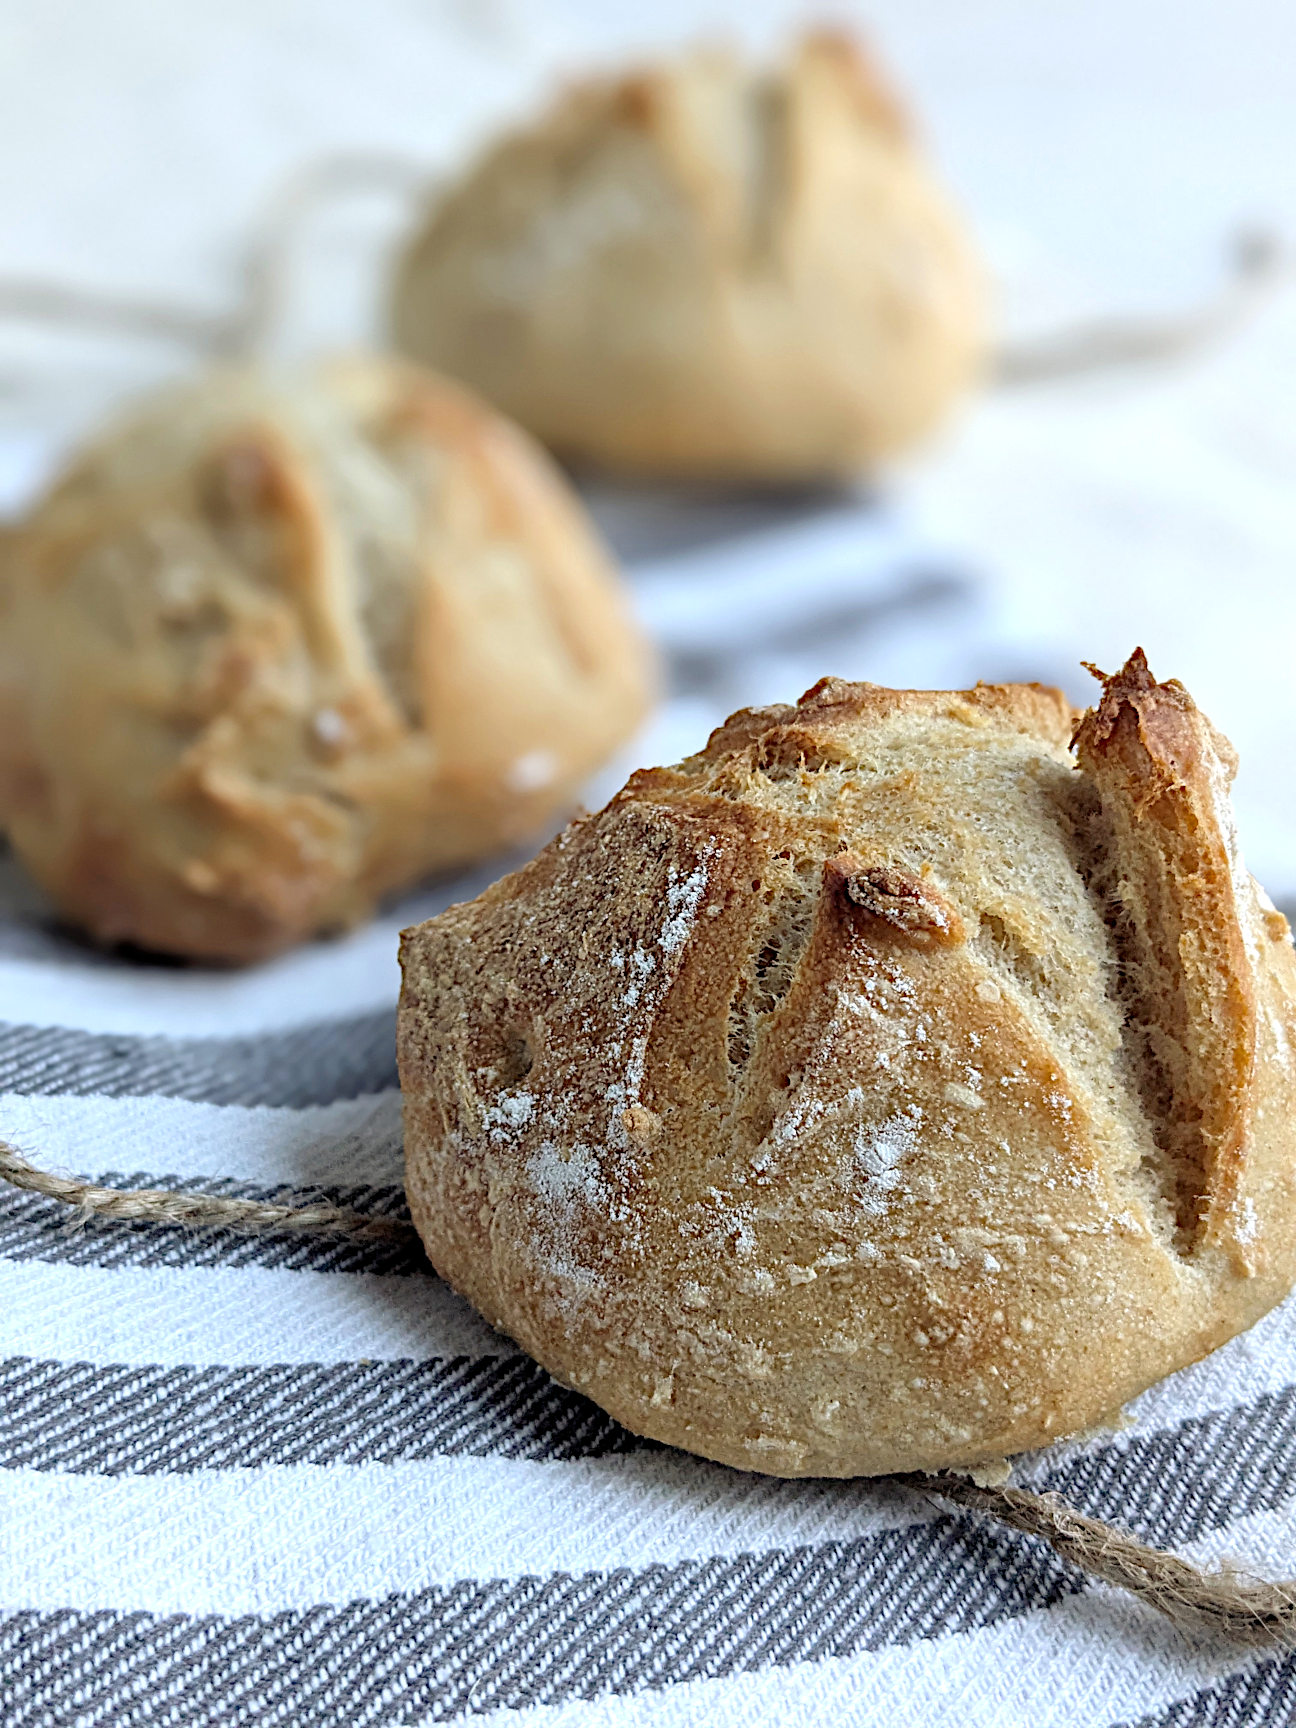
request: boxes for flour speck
[659,860,709,956]
[529,1140,603,1210]
[853,1106,923,1216]
[483,1090,535,1142]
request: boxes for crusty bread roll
[390,31,985,484]
[399,654,1296,1478]
[0,356,651,963]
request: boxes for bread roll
[399,654,1296,1478]
[0,357,652,962]
[390,31,985,484]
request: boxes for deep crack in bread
[391,31,985,484]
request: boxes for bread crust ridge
[400,657,1296,1476]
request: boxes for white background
[1,0,1294,890]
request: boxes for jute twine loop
[3,1134,1294,1642]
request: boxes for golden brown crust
[400,655,1296,1477]
[1072,650,1262,1261]
[0,356,653,962]
[696,678,1078,767]
[389,33,986,483]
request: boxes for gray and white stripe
[1121,1655,1296,1728]
[1,1360,1293,1504]
[0,1353,640,1472]
[2,492,1296,1728]
[0,1013,399,1106]
[1,1517,1080,1728]
[0,1175,418,1275]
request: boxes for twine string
[0,151,433,364]
[0,279,232,354]
[896,1473,1296,1644]
[3,1133,1294,1641]
[0,1137,421,1245]
[994,228,1289,383]
[0,154,1285,385]
[228,151,434,358]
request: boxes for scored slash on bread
[399,653,1296,1478]
[0,357,652,962]
[390,32,985,484]
[1073,649,1262,1255]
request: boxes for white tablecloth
[2,495,1296,1728]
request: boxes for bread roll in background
[390,31,986,485]
[399,653,1296,1478]
[0,356,652,963]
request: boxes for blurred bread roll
[391,31,986,484]
[399,654,1296,1477]
[0,357,652,963]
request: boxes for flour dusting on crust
[853,1104,923,1216]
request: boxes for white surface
[1,0,1294,890]
[910,294,1296,899]
[2,1457,926,1614]
[0,1089,404,1185]
[0,1258,502,1366]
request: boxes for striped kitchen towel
[2,500,1295,1727]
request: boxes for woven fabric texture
[1,506,1294,1728]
